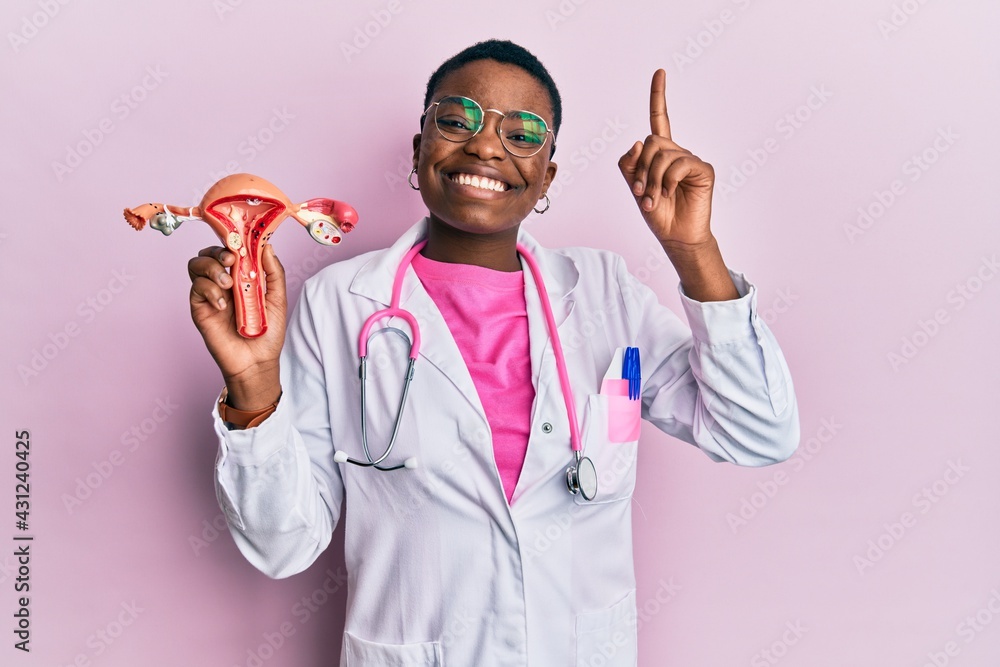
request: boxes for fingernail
[216,297,226,310]
[219,273,232,286]
[642,196,653,211]
[633,181,644,195]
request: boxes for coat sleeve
[211,279,344,578]
[616,257,800,465]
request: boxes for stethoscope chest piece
[566,455,598,501]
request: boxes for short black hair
[422,39,562,156]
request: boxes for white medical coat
[212,217,800,666]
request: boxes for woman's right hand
[188,243,286,410]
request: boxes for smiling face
[412,59,558,238]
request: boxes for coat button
[541,422,553,434]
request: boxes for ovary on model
[124,173,358,338]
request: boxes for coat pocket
[343,630,442,666]
[574,394,638,505]
[575,589,638,667]
[601,381,642,443]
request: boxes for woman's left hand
[618,69,716,249]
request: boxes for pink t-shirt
[411,252,534,504]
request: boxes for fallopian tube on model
[124,173,358,338]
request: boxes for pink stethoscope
[332,240,599,501]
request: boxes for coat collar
[348,217,579,306]
[348,217,582,511]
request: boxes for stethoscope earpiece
[334,449,419,470]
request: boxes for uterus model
[124,173,357,338]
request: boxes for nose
[462,110,507,160]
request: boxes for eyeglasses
[422,95,556,158]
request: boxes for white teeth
[453,173,506,192]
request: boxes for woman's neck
[421,216,522,272]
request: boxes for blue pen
[622,346,641,400]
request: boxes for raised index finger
[649,68,671,139]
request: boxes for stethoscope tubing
[357,241,427,359]
[340,237,596,499]
[343,241,428,471]
[515,242,583,454]
[357,353,416,470]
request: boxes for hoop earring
[407,167,420,191]
[533,193,550,215]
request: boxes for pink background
[3,1,998,665]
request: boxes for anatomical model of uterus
[124,173,357,338]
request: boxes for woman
[188,39,799,666]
